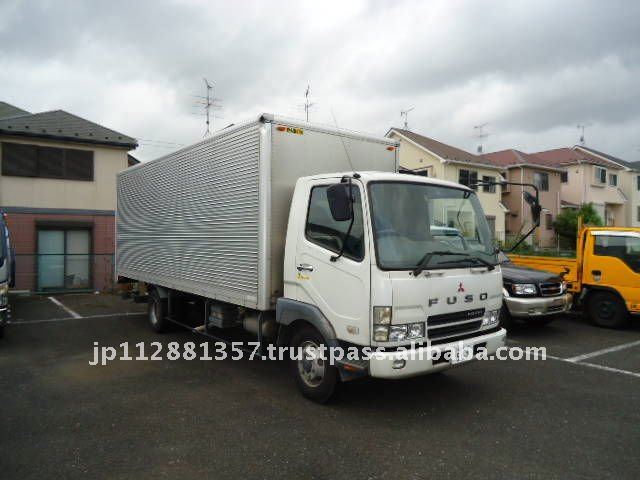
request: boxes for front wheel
[289,326,339,403]
[587,291,629,329]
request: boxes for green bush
[553,203,603,249]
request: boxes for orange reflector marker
[276,126,286,131]
[386,146,395,151]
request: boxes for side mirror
[523,191,542,226]
[326,183,353,222]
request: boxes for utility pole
[400,107,414,130]
[473,123,489,153]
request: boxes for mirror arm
[330,178,355,263]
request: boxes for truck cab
[281,172,506,399]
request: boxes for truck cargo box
[116,114,398,310]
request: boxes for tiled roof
[483,149,563,170]
[532,147,623,169]
[0,105,137,149]
[575,146,639,171]
[0,101,30,120]
[389,128,499,168]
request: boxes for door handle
[297,263,314,272]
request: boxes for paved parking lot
[1,294,639,479]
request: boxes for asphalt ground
[1,294,639,479]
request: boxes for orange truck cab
[510,227,640,328]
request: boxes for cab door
[294,179,371,345]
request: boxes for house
[386,128,507,241]
[0,101,137,292]
[533,147,628,226]
[482,149,564,247]
[572,146,640,227]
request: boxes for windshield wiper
[437,256,496,271]
[412,251,470,277]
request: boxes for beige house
[534,147,628,226]
[483,149,564,247]
[386,128,507,242]
[0,101,137,292]
[573,146,640,227]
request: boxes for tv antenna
[303,84,315,122]
[473,123,489,153]
[192,78,223,137]
[400,107,414,130]
[577,124,591,146]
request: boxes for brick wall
[5,212,115,292]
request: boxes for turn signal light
[276,126,286,131]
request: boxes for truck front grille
[427,308,485,342]
[539,282,563,296]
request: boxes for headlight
[511,283,537,295]
[373,325,390,342]
[482,309,500,327]
[373,306,392,325]
[561,281,567,293]
[0,282,7,306]
[388,323,425,342]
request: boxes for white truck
[117,114,507,402]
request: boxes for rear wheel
[289,325,339,403]
[587,291,629,329]
[148,289,170,333]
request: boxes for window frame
[482,175,496,193]
[304,183,366,263]
[545,213,553,230]
[593,233,640,274]
[458,169,478,190]
[594,166,607,185]
[560,171,568,183]
[1,142,94,181]
[609,173,618,187]
[533,171,549,192]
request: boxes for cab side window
[594,235,640,273]
[305,185,364,261]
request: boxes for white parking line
[10,312,146,325]
[48,296,82,319]
[564,340,640,363]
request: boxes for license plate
[449,346,469,364]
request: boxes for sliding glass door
[38,229,91,291]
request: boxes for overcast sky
[1,0,639,162]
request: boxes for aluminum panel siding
[117,123,264,309]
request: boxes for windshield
[368,181,495,270]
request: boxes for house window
[1,142,94,181]
[560,171,568,183]
[609,173,618,187]
[545,213,553,230]
[594,166,607,184]
[533,172,549,191]
[458,169,478,190]
[305,184,364,261]
[482,175,496,193]
[37,228,91,290]
[637,175,640,191]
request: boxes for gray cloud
[1,0,639,161]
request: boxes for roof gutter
[0,130,137,149]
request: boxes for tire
[289,325,339,404]
[500,305,513,330]
[587,291,630,329]
[148,289,170,333]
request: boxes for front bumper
[368,328,507,379]
[504,292,572,318]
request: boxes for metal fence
[12,254,115,294]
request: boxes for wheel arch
[583,285,628,313]
[275,298,338,347]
